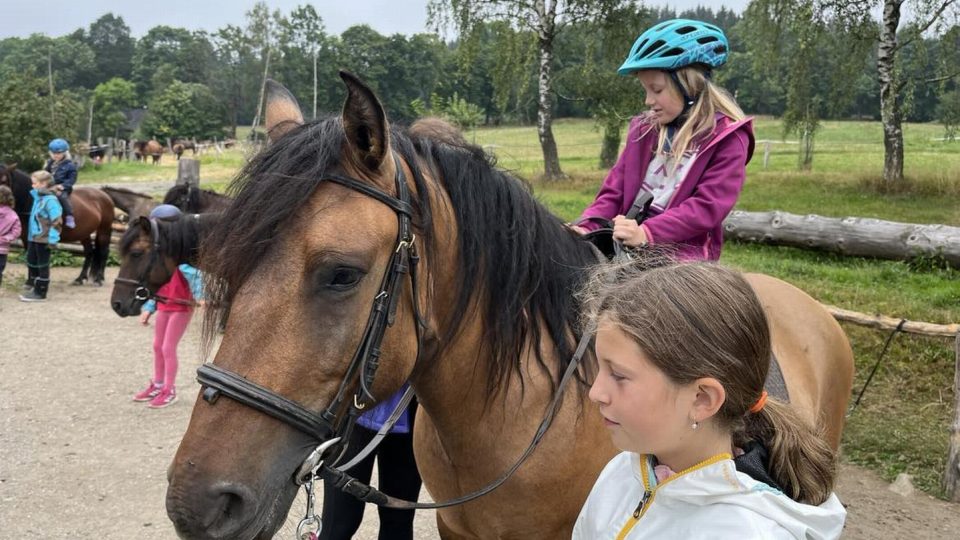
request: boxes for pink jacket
[576,114,754,260]
[0,206,22,254]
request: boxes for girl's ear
[689,377,726,423]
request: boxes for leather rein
[191,156,593,529]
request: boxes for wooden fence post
[177,158,200,187]
[945,331,960,502]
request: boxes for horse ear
[265,79,304,142]
[339,70,389,172]
[137,216,152,235]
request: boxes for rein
[192,155,593,535]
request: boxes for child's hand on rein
[611,215,648,247]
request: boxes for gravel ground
[2,263,958,539]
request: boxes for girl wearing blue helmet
[45,138,78,229]
[571,19,755,261]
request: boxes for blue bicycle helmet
[48,138,70,153]
[618,19,729,75]
[149,204,183,221]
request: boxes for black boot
[20,277,48,302]
[22,276,35,291]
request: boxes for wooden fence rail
[824,304,960,502]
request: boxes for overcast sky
[3,1,750,39]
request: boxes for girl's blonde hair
[31,170,53,186]
[0,185,14,207]
[580,261,835,505]
[640,66,745,166]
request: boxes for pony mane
[120,215,206,264]
[0,166,33,217]
[201,116,597,397]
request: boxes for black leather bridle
[193,155,593,521]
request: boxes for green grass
[68,118,960,496]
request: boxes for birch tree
[428,0,623,180]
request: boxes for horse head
[166,73,431,540]
[110,216,179,316]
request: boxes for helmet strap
[668,70,697,115]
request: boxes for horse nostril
[112,301,124,315]
[202,483,258,538]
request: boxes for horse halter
[194,155,424,500]
[114,218,166,303]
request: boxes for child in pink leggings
[132,205,204,408]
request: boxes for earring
[691,421,699,430]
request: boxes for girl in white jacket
[574,262,845,540]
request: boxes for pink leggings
[152,310,193,391]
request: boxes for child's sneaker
[148,387,177,409]
[65,215,76,228]
[132,381,163,402]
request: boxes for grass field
[75,117,960,497]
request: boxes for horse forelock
[202,115,595,398]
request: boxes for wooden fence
[824,305,960,502]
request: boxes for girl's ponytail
[739,399,836,505]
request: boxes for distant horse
[144,140,163,165]
[162,184,231,214]
[110,213,218,316]
[101,186,158,222]
[164,75,854,539]
[0,164,115,286]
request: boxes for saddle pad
[765,353,789,403]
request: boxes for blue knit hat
[149,204,183,221]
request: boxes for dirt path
[2,263,958,539]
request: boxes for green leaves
[141,81,225,140]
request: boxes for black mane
[120,214,212,265]
[202,116,598,396]
[163,184,230,213]
[0,165,33,218]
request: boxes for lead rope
[847,319,906,416]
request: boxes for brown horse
[144,140,163,165]
[0,164,114,285]
[164,75,853,539]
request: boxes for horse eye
[129,251,144,259]
[328,267,365,291]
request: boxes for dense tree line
[1,1,957,176]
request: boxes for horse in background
[101,186,158,222]
[164,75,854,539]
[162,184,231,214]
[110,213,219,317]
[0,163,114,286]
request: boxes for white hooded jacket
[573,452,846,539]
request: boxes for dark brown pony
[0,164,114,286]
[110,213,216,316]
[162,184,232,214]
[164,75,853,539]
[101,185,158,222]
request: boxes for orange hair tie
[749,390,768,414]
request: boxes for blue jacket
[27,189,63,244]
[356,384,413,434]
[45,158,78,192]
[143,264,204,313]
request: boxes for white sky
[2,1,750,39]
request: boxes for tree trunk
[599,117,622,169]
[723,210,960,266]
[313,50,318,120]
[250,47,272,137]
[879,0,905,183]
[535,1,563,180]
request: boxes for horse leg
[93,227,111,286]
[73,239,93,285]
[437,514,474,540]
